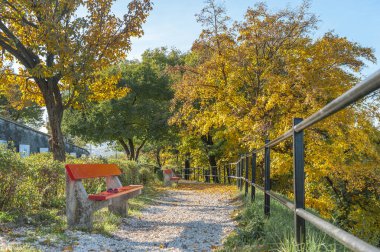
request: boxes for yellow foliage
[171,2,379,244]
[0,0,152,108]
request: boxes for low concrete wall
[0,117,89,157]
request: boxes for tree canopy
[0,0,152,160]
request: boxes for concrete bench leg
[109,198,128,217]
[66,176,94,230]
[76,182,95,229]
[163,174,172,186]
[106,176,128,217]
[76,204,94,230]
[66,174,77,227]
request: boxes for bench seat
[89,185,143,201]
[170,176,181,181]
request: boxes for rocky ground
[0,183,239,251]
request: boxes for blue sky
[109,0,380,77]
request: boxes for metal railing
[177,166,223,183]
[228,69,380,252]
[177,69,380,251]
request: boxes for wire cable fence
[175,69,380,252]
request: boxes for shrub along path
[1,183,239,251]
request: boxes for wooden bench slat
[66,164,122,180]
[88,185,143,201]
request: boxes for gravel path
[1,183,238,252]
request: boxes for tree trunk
[120,138,145,161]
[135,139,146,161]
[119,138,131,158]
[128,138,135,161]
[46,102,65,161]
[208,154,219,183]
[41,80,66,162]
[201,133,219,183]
[184,155,190,180]
[156,147,162,168]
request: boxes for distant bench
[163,169,181,186]
[65,164,143,229]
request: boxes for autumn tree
[228,6,379,241]
[63,48,182,161]
[172,1,379,243]
[171,0,236,182]
[0,0,152,161]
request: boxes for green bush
[24,153,65,208]
[138,166,153,185]
[108,159,138,185]
[0,146,21,211]
[0,146,40,212]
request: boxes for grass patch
[221,190,349,252]
[0,211,17,223]
[92,210,122,236]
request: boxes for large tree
[63,48,182,161]
[0,0,152,161]
[172,1,380,243]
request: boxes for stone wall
[0,117,89,158]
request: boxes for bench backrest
[163,169,174,175]
[66,164,122,180]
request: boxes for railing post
[223,164,226,184]
[238,159,241,191]
[264,139,270,217]
[217,165,220,184]
[239,157,243,191]
[251,152,256,201]
[293,118,306,250]
[245,155,249,197]
[227,164,231,185]
[236,162,239,189]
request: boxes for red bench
[65,164,143,229]
[163,169,181,186]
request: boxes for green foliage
[62,47,182,161]
[0,145,27,211]
[24,153,66,208]
[235,203,265,242]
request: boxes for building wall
[0,117,89,157]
